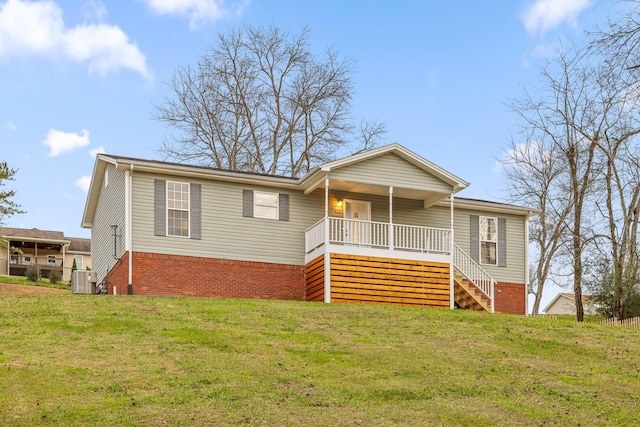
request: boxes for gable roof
[300,143,469,194]
[82,143,534,228]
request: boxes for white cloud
[522,0,590,36]
[144,0,248,29]
[76,175,91,192]
[4,120,17,130]
[82,0,107,22]
[89,146,105,158]
[43,128,90,157]
[0,0,149,78]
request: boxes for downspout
[324,175,331,303]
[126,164,133,295]
[524,212,531,316]
[450,192,455,309]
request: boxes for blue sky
[0,0,615,303]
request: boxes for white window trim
[166,181,191,238]
[104,168,109,188]
[479,216,498,266]
[254,190,279,220]
[74,255,84,270]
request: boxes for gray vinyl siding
[327,191,451,229]
[92,164,126,284]
[453,209,526,284]
[329,153,453,194]
[132,172,324,265]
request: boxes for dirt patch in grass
[0,282,68,295]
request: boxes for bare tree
[156,25,385,177]
[505,47,607,321]
[502,137,570,315]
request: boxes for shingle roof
[0,227,66,241]
[68,237,91,253]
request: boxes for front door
[344,200,371,245]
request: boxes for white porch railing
[305,217,452,254]
[453,243,495,310]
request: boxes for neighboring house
[81,143,536,314]
[543,293,598,315]
[0,227,91,281]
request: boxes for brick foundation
[494,282,526,315]
[103,252,129,295]
[109,251,305,300]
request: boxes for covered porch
[299,146,495,311]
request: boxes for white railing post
[389,186,394,250]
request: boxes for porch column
[324,175,331,303]
[388,186,394,250]
[450,192,455,309]
[62,243,67,281]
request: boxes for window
[167,181,190,237]
[23,256,32,265]
[74,255,83,270]
[480,216,497,265]
[10,252,18,264]
[254,191,279,219]
[48,255,56,266]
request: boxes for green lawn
[0,294,638,426]
[0,274,70,290]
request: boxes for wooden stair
[453,271,491,312]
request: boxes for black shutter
[498,217,507,267]
[243,190,254,217]
[279,193,289,221]
[190,184,201,239]
[470,215,479,263]
[154,180,166,236]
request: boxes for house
[0,227,91,281]
[543,293,598,315]
[81,143,536,314]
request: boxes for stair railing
[453,244,495,312]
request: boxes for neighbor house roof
[68,237,91,253]
[543,293,594,314]
[0,227,70,244]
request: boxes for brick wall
[494,282,526,315]
[103,252,129,295]
[115,252,305,300]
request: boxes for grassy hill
[0,294,638,426]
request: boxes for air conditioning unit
[72,270,95,294]
[89,271,97,283]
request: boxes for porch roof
[300,143,470,206]
[0,227,71,246]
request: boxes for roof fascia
[1,236,71,245]
[112,158,300,189]
[81,154,114,228]
[441,198,540,217]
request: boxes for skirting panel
[329,253,450,308]
[305,255,325,301]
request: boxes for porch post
[450,192,455,309]
[524,213,531,315]
[388,186,394,250]
[126,166,133,295]
[62,243,67,281]
[324,175,331,303]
